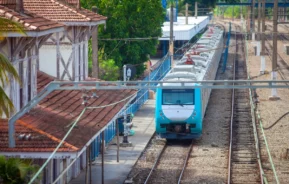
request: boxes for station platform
[69,99,156,184]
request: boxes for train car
[155,26,224,139]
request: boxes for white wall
[39,44,73,80]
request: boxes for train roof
[161,25,224,85]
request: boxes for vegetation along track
[228,24,263,184]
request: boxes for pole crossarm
[8,79,289,147]
[216,3,289,7]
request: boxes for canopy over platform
[159,16,210,41]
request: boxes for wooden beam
[56,32,60,79]
[60,54,73,80]
[39,34,53,48]
[64,27,73,43]
[91,25,98,78]
[80,41,84,80]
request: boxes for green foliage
[87,41,119,81]
[99,58,119,81]
[82,0,165,78]
[0,17,23,117]
[0,156,41,184]
[220,6,247,18]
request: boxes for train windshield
[162,89,194,105]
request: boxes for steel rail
[227,23,237,184]
[143,144,167,184]
[241,26,266,184]
[228,23,265,184]
[177,140,194,184]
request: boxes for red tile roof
[0,119,77,152]
[24,0,107,23]
[0,5,64,32]
[1,71,136,153]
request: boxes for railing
[124,54,171,115]
[90,54,171,160]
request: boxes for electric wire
[98,36,170,41]
[263,111,289,130]
[28,92,137,184]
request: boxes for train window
[162,89,194,105]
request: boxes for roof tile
[1,71,136,153]
[0,119,77,152]
[0,5,64,32]
[24,0,107,23]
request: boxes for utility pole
[232,6,234,22]
[92,6,99,79]
[252,0,256,41]
[195,1,198,19]
[241,0,243,21]
[170,3,174,67]
[269,0,280,100]
[247,6,251,38]
[260,0,266,74]
[257,0,261,41]
[186,3,188,24]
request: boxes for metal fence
[90,55,171,160]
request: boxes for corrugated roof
[0,5,64,32]
[24,0,107,23]
[0,72,136,153]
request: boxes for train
[155,25,224,139]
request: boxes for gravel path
[247,36,289,183]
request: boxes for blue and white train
[155,26,224,139]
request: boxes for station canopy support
[8,79,289,147]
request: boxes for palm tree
[0,17,24,118]
[0,155,41,184]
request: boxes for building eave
[0,151,77,159]
[4,27,65,37]
[1,93,136,160]
[63,20,106,26]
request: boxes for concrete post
[257,0,261,40]
[269,0,280,100]
[252,0,256,41]
[260,0,266,74]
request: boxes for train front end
[155,83,202,139]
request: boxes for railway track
[228,25,262,184]
[144,140,193,184]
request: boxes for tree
[0,18,23,117]
[83,0,165,78]
[0,156,41,184]
[88,45,119,80]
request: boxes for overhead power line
[28,92,137,184]
[98,36,170,41]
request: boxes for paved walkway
[69,99,155,184]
